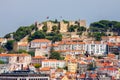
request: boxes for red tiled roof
[33,56,45,59]
[79,74,85,78]
[31,39,50,43]
[0,53,30,57]
[108,54,115,58]
[18,43,28,46]
[90,73,97,78]
[42,59,58,62]
[40,67,51,71]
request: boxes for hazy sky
[0,0,120,37]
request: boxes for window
[20,78,26,80]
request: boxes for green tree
[52,26,58,32]
[5,40,15,51]
[4,33,12,38]
[87,62,96,70]
[28,30,46,41]
[63,20,69,23]
[34,63,41,68]
[52,33,62,43]
[77,26,86,32]
[17,49,27,53]
[46,32,62,42]
[89,20,120,34]
[49,51,61,60]
[68,25,75,32]
[12,24,37,41]
[77,32,82,36]
[93,32,106,41]
[42,26,47,32]
[114,22,120,33]
[54,19,58,23]
[28,51,35,57]
[0,60,5,64]
[0,48,5,53]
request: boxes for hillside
[4,20,120,42]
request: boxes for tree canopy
[49,51,62,60]
[5,40,15,51]
[0,60,5,64]
[77,26,86,32]
[52,26,58,32]
[93,32,106,41]
[42,26,47,32]
[68,25,75,32]
[4,24,37,41]
[90,20,120,34]
[0,47,5,53]
[28,30,46,42]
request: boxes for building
[60,21,68,33]
[13,42,29,52]
[0,38,7,47]
[30,39,51,56]
[77,60,88,74]
[102,36,120,43]
[42,59,65,69]
[32,56,46,64]
[78,20,86,27]
[30,39,51,49]
[46,21,59,32]
[36,20,86,33]
[0,70,50,80]
[85,41,107,55]
[54,38,85,56]
[39,67,51,75]
[0,53,31,68]
[107,42,120,54]
[67,59,77,73]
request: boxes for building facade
[42,59,65,68]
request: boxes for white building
[0,38,7,46]
[53,39,85,55]
[30,39,51,56]
[0,53,31,68]
[85,41,107,55]
[30,39,51,49]
[42,59,66,69]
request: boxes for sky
[0,0,120,37]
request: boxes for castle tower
[36,22,44,30]
[46,21,59,32]
[60,21,68,33]
[46,21,53,32]
[69,21,75,27]
[78,20,86,27]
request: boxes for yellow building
[61,76,69,80]
[67,59,77,73]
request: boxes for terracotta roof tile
[40,67,51,71]
[18,43,28,46]
[108,53,115,58]
[0,53,30,57]
[90,73,97,78]
[33,56,45,59]
[31,39,50,43]
[79,74,85,78]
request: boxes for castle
[36,20,86,33]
